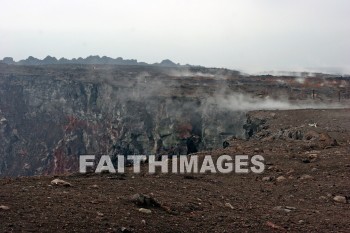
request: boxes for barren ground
[1,109,349,232]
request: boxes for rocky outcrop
[244,111,339,149]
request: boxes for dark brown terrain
[1,109,349,232]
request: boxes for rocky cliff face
[1,63,348,176]
[0,65,246,176]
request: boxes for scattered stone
[130,194,161,208]
[184,175,196,180]
[225,203,234,209]
[276,176,286,182]
[333,196,347,204]
[139,208,152,214]
[51,178,72,187]
[311,168,318,172]
[254,148,263,153]
[300,174,313,180]
[223,141,230,149]
[0,205,10,210]
[266,221,284,230]
[286,169,295,175]
[308,123,317,128]
[273,206,294,213]
[141,219,146,225]
[308,154,318,159]
[273,206,291,213]
[267,166,282,172]
[120,227,132,233]
[91,184,99,189]
[302,158,311,163]
[262,176,272,182]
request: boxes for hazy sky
[1,0,349,74]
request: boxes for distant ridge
[0,55,188,67]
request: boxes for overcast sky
[0,0,349,74]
